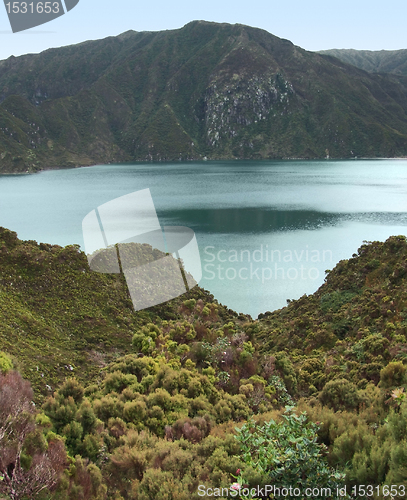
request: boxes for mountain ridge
[1,21,407,173]
[319,48,407,76]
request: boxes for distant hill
[319,48,407,76]
[2,21,407,173]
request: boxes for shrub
[58,378,85,403]
[379,361,407,389]
[274,352,297,394]
[235,407,346,496]
[0,371,68,500]
[319,378,361,412]
[0,351,12,374]
[165,416,211,443]
[183,299,196,311]
[132,468,192,500]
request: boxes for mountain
[319,48,407,76]
[2,21,407,173]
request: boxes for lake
[1,159,407,318]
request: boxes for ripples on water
[1,159,406,317]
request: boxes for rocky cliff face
[203,72,295,154]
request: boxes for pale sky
[0,0,406,62]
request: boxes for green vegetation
[236,407,346,497]
[319,48,407,76]
[2,21,407,173]
[0,227,243,399]
[1,229,407,498]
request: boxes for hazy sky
[0,0,406,61]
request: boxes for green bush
[0,351,12,374]
[379,361,407,389]
[319,378,361,412]
[235,406,346,497]
[274,352,297,394]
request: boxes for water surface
[1,159,406,317]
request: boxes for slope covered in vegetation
[256,235,407,395]
[0,226,241,399]
[319,49,407,76]
[1,229,407,498]
[2,21,407,173]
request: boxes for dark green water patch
[157,207,407,234]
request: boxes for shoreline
[1,155,407,176]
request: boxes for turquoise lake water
[1,159,407,317]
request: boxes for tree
[0,371,67,500]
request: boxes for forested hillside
[2,21,407,173]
